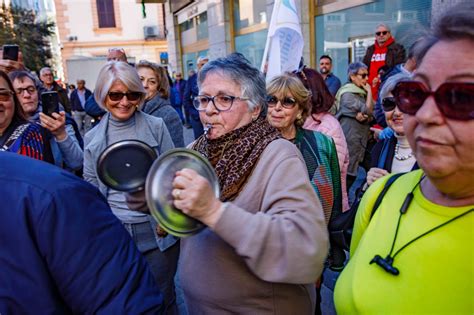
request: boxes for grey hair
[197,52,266,114]
[376,23,391,32]
[414,2,474,63]
[197,56,209,64]
[379,72,412,100]
[39,67,52,76]
[347,62,368,81]
[94,61,146,110]
[9,70,42,89]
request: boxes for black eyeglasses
[393,81,474,120]
[357,73,368,79]
[266,95,297,109]
[382,97,397,112]
[193,94,248,112]
[0,90,14,101]
[107,91,142,102]
[15,86,37,95]
[376,31,389,36]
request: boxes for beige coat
[180,139,329,314]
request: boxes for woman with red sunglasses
[334,3,474,313]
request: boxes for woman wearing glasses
[335,62,374,191]
[365,72,417,188]
[169,53,328,313]
[137,60,184,147]
[0,70,52,161]
[83,61,178,313]
[334,3,473,313]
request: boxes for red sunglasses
[392,81,474,120]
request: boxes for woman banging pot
[129,53,329,314]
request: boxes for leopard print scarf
[193,116,281,201]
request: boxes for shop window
[235,29,267,67]
[97,0,116,28]
[196,12,208,41]
[233,0,267,31]
[315,0,432,81]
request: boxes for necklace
[370,175,474,275]
[394,143,413,161]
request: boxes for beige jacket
[180,139,329,314]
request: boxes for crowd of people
[0,3,472,314]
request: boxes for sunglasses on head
[266,95,297,108]
[382,97,397,112]
[376,31,389,36]
[392,81,474,120]
[107,91,142,102]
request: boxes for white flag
[262,0,304,82]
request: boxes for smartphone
[2,44,19,61]
[41,91,60,116]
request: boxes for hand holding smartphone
[41,91,60,116]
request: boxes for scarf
[295,128,342,224]
[333,83,367,114]
[0,121,45,161]
[193,116,281,201]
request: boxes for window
[97,0,116,28]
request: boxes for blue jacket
[0,152,164,314]
[183,73,199,119]
[70,87,92,112]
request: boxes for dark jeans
[190,115,204,139]
[126,221,180,314]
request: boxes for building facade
[54,0,168,86]
[164,0,465,79]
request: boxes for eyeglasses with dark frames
[15,86,37,95]
[107,91,143,102]
[193,94,249,112]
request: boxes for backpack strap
[369,172,405,220]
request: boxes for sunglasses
[357,73,368,79]
[382,97,397,112]
[266,95,297,108]
[0,90,14,101]
[393,81,474,120]
[107,91,142,102]
[376,31,389,36]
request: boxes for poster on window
[349,35,375,63]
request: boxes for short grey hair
[39,67,52,76]
[379,72,412,100]
[347,62,368,81]
[197,56,209,64]
[197,53,266,114]
[94,61,146,110]
[376,23,391,32]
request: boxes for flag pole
[260,0,280,72]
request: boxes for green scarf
[333,83,367,114]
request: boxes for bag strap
[0,123,30,152]
[369,172,405,220]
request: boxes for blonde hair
[136,60,170,99]
[266,73,311,127]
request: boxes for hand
[171,168,223,228]
[370,127,382,140]
[0,51,25,73]
[356,112,369,122]
[371,77,379,87]
[366,168,390,186]
[125,189,149,213]
[39,111,67,141]
[362,83,372,94]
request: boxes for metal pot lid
[97,140,157,192]
[145,148,220,237]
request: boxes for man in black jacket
[39,67,71,114]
